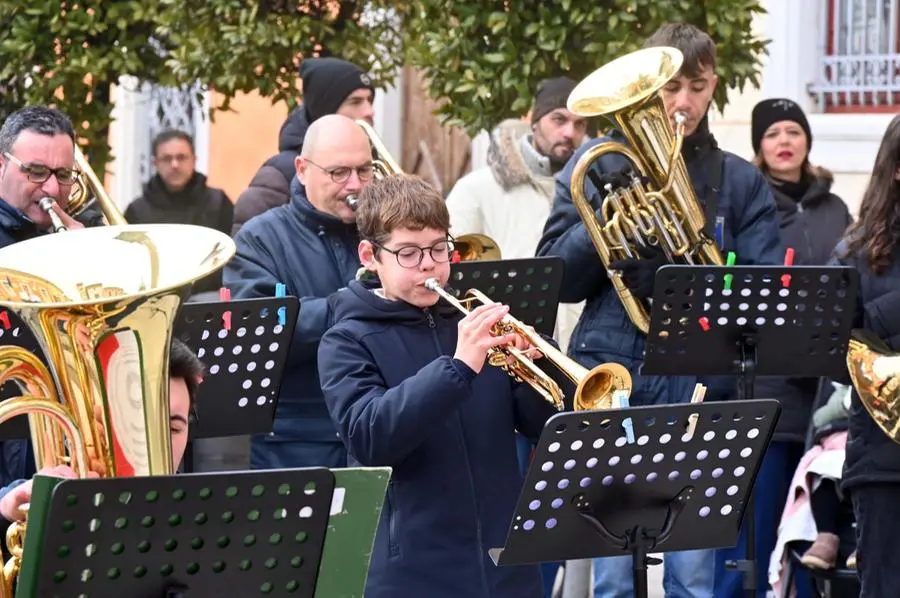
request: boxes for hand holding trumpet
[454,303,543,374]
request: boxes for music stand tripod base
[490,401,780,598]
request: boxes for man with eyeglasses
[223,113,374,471]
[0,106,88,246]
[0,106,109,492]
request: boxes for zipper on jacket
[423,308,436,328]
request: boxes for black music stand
[23,468,334,597]
[490,401,780,598]
[174,297,299,473]
[449,257,564,337]
[642,264,859,598]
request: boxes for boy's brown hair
[356,174,451,247]
[644,22,717,78]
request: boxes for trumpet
[424,278,632,412]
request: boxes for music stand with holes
[174,297,299,474]
[449,257,565,337]
[642,264,859,598]
[16,466,391,598]
[490,401,780,598]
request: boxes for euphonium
[425,278,631,411]
[0,223,235,596]
[846,328,900,443]
[566,46,724,333]
[351,120,502,261]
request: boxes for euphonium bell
[847,328,900,443]
[566,46,724,333]
[0,223,235,596]
[425,278,631,411]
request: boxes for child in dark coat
[318,174,558,598]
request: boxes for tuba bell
[566,46,724,333]
[846,328,900,443]
[351,120,502,262]
[425,278,632,412]
[0,223,235,596]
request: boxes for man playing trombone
[537,22,784,598]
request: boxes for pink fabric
[769,431,848,597]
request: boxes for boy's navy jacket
[537,123,785,407]
[223,179,361,467]
[832,239,900,488]
[318,279,558,598]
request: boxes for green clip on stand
[14,467,390,598]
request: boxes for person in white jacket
[446,76,588,353]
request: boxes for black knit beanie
[751,98,812,155]
[531,77,577,124]
[299,57,375,122]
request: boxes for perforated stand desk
[19,468,336,598]
[449,256,564,337]
[490,401,780,598]
[642,264,859,598]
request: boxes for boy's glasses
[305,159,375,184]
[3,152,80,185]
[374,240,456,269]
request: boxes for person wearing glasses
[318,174,558,598]
[0,106,88,246]
[124,130,233,297]
[224,114,375,471]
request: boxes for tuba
[351,120,502,261]
[846,328,900,443]
[0,223,235,596]
[566,46,724,333]
[425,278,632,412]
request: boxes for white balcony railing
[810,0,900,108]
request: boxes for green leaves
[0,0,404,174]
[398,0,769,136]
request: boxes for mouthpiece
[674,112,687,126]
[39,197,67,233]
[424,278,440,292]
[346,195,358,211]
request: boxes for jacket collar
[289,177,357,236]
[0,197,40,237]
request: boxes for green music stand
[14,467,390,598]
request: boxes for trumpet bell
[567,46,683,117]
[455,233,502,261]
[574,363,633,411]
[847,328,900,443]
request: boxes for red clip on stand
[0,311,9,331]
[781,248,794,288]
[220,287,232,330]
[698,316,710,332]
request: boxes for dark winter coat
[755,173,853,442]
[318,279,557,598]
[536,123,785,408]
[222,178,360,469]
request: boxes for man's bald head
[300,114,369,160]
[295,114,375,224]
